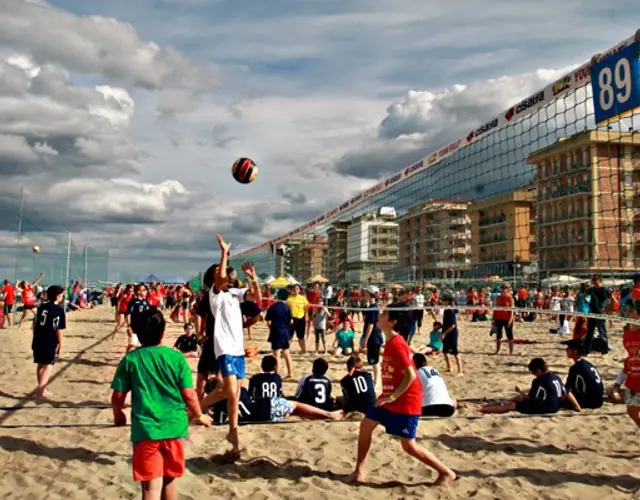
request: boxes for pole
[14,186,24,283]
[65,232,71,291]
[83,243,88,287]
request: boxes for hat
[561,338,584,352]
[365,285,379,296]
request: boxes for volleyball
[232,157,258,184]
[32,245,40,254]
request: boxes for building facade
[397,199,472,281]
[288,235,326,282]
[469,189,536,279]
[527,130,640,276]
[325,221,349,285]
[345,208,399,284]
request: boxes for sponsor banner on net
[240,32,638,256]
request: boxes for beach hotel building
[325,221,349,285]
[526,130,640,276]
[344,208,399,285]
[288,234,327,283]
[468,189,536,279]
[397,199,472,281]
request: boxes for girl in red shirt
[111,284,133,340]
[344,303,456,486]
[147,285,163,308]
[16,272,45,328]
[612,300,640,428]
[493,285,515,355]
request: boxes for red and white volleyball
[232,157,258,184]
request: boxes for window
[582,149,589,167]
[565,153,572,169]
[625,174,633,187]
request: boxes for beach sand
[0,306,638,500]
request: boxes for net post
[13,186,24,284]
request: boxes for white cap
[366,285,379,296]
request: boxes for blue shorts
[217,354,246,380]
[270,397,294,421]
[365,405,419,440]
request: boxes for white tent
[601,278,632,288]
[262,275,276,285]
[541,275,585,288]
[286,274,300,285]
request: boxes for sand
[0,306,639,500]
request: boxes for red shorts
[132,439,185,482]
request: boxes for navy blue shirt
[295,374,333,410]
[265,302,291,341]
[174,333,199,352]
[565,359,604,408]
[196,293,214,350]
[443,309,458,336]
[340,370,376,413]
[128,297,149,334]
[211,388,271,424]
[588,286,611,315]
[529,372,565,413]
[32,302,66,351]
[363,303,383,345]
[249,372,284,400]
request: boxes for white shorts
[336,347,353,356]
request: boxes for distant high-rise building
[527,130,640,275]
[345,208,399,284]
[469,189,535,279]
[326,221,349,285]
[398,199,471,281]
[289,235,327,283]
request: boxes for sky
[0,0,638,282]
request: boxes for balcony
[479,215,506,227]
[450,217,470,226]
[479,235,507,245]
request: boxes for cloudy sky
[0,0,638,281]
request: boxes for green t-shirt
[111,345,193,443]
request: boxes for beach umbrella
[270,276,292,288]
[307,274,328,283]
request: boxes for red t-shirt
[2,284,15,305]
[148,292,162,307]
[119,292,133,313]
[307,291,320,306]
[380,334,422,416]
[22,285,35,306]
[494,295,513,321]
[623,327,640,392]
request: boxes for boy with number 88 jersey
[249,355,284,400]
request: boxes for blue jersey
[265,302,291,342]
[295,374,333,410]
[128,298,150,334]
[363,303,383,345]
[565,359,604,408]
[32,302,66,351]
[340,370,376,413]
[249,372,283,400]
[529,372,565,413]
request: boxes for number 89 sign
[590,41,640,125]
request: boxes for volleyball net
[229,32,640,308]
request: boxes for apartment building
[325,221,349,285]
[288,234,327,283]
[526,130,640,275]
[344,207,399,284]
[398,199,472,280]
[469,189,536,278]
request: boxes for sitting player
[174,323,200,358]
[249,355,283,400]
[338,355,376,415]
[562,338,604,410]
[413,321,443,355]
[206,379,343,424]
[294,358,333,410]
[333,319,355,356]
[479,357,579,414]
[414,353,457,417]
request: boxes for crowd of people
[3,253,639,498]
